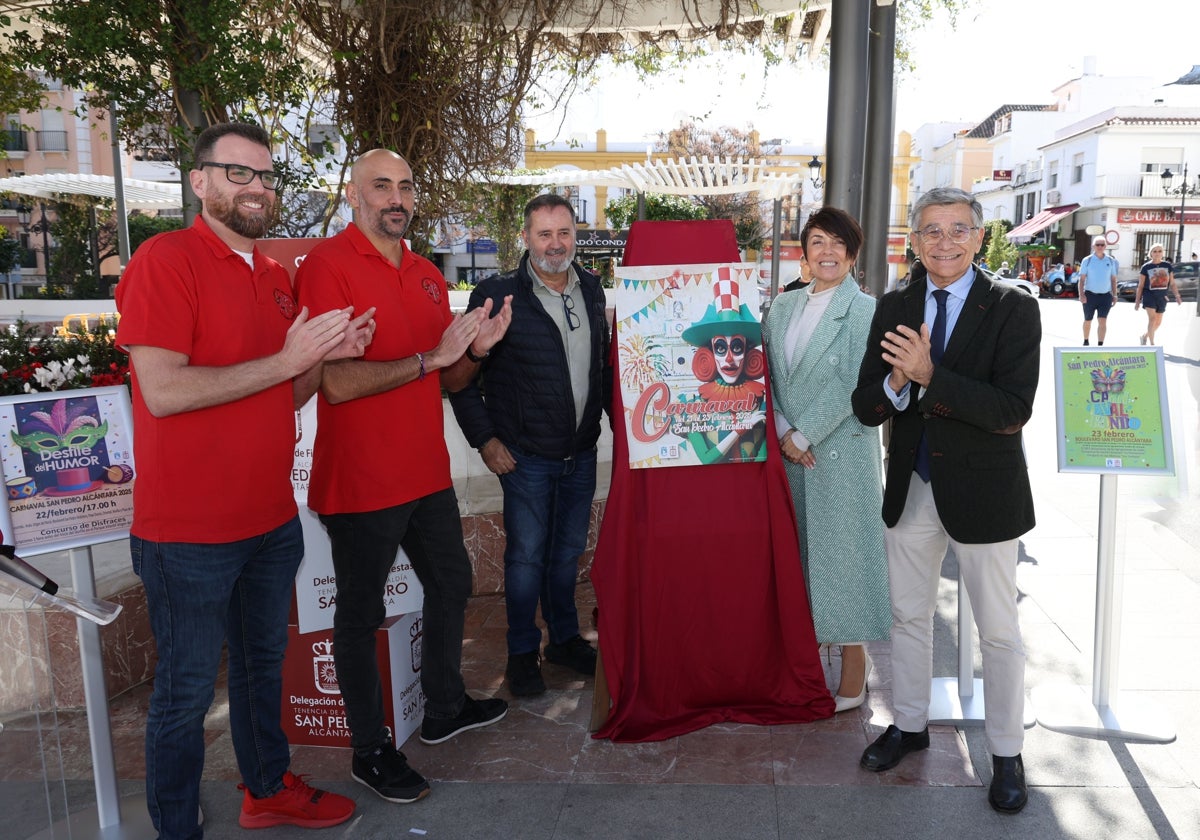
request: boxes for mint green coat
[765,278,890,643]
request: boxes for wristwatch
[466,346,489,363]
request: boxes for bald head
[347,148,416,243]
[350,148,408,184]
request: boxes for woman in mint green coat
[765,207,890,713]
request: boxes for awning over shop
[1005,203,1079,241]
[0,173,182,209]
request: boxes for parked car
[897,263,1039,296]
[1039,264,1075,298]
[1117,261,1199,302]
[979,265,1039,296]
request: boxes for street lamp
[807,154,825,188]
[15,203,53,278]
[1160,164,1198,264]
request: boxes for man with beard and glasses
[115,122,373,838]
[295,148,512,805]
[447,193,611,697]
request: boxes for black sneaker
[506,651,546,697]
[543,635,597,675]
[351,733,430,803]
[419,695,508,745]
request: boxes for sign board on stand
[1033,347,1175,742]
[291,397,423,633]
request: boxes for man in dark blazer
[851,187,1041,814]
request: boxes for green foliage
[461,176,545,273]
[47,201,98,296]
[1016,242,1059,257]
[8,1,320,165]
[0,225,21,275]
[983,219,1018,270]
[127,213,184,255]
[605,193,707,230]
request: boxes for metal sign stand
[30,546,156,840]
[1032,475,1174,742]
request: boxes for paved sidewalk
[5,299,1199,839]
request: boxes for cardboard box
[282,612,425,749]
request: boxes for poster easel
[1032,347,1175,742]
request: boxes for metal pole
[1093,473,1121,707]
[70,546,123,827]
[825,0,872,219]
[38,202,51,284]
[770,197,782,300]
[1175,162,1187,264]
[862,0,897,297]
[111,101,132,266]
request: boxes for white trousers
[884,473,1026,757]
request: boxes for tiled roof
[965,104,1056,138]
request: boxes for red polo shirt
[295,223,452,515]
[115,217,299,542]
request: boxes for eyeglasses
[915,223,980,244]
[198,162,283,191]
[561,291,580,331]
[1094,243,1107,248]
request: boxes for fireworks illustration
[619,333,671,391]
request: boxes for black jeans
[321,488,473,753]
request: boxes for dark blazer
[851,268,1041,543]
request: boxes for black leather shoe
[860,724,930,772]
[988,754,1027,813]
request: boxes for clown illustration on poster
[615,263,768,469]
[0,386,135,554]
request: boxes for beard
[367,205,411,241]
[205,189,274,239]
[530,246,574,276]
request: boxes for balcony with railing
[1,129,28,153]
[1095,172,1191,200]
[36,130,68,152]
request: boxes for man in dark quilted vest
[448,193,612,697]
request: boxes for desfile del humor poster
[614,263,768,469]
[0,386,135,554]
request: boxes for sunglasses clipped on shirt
[561,291,580,331]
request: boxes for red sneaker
[238,771,355,829]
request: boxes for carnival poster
[614,262,768,469]
[0,386,135,555]
[1054,347,1173,475]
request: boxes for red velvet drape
[591,220,835,742]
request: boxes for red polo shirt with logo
[295,223,452,515]
[115,216,299,543]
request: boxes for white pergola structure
[491,156,808,295]
[0,174,183,210]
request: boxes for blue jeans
[499,446,596,655]
[320,487,473,749]
[132,516,302,840]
